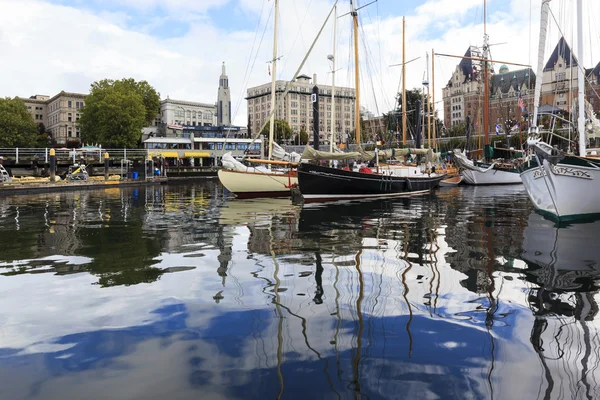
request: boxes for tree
[299,126,309,145]
[116,78,161,124]
[392,88,443,141]
[0,97,38,147]
[80,78,159,148]
[260,119,293,143]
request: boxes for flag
[268,64,271,76]
[518,92,525,112]
[495,124,501,135]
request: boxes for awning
[184,151,211,157]
[149,151,179,158]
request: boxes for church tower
[217,62,231,126]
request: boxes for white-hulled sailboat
[218,1,340,199]
[522,0,600,221]
[451,0,524,185]
[217,0,298,198]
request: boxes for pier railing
[0,148,151,164]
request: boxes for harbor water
[1,182,599,400]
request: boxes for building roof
[296,74,312,81]
[458,47,474,82]
[588,61,600,80]
[544,37,578,71]
[491,67,536,94]
[161,98,216,108]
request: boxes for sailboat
[522,0,600,220]
[451,0,524,186]
[217,0,299,199]
[297,2,446,203]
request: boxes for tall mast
[483,0,490,147]
[352,0,361,145]
[426,52,431,147]
[532,1,552,128]
[432,48,437,149]
[329,4,337,153]
[576,0,585,156]
[402,17,407,145]
[268,0,279,161]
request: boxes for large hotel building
[443,38,600,134]
[246,74,356,143]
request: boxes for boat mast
[402,17,407,145]
[426,52,431,147]
[268,0,279,161]
[532,1,552,129]
[576,0,585,156]
[432,48,437,149]
[483,0,490,147]
[351,0,361,146]
[330,4,337,153]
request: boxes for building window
[68,101,72,108]
[68,113,72,122]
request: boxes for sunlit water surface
[1,182,599,400]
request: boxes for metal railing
[0,148,150,163]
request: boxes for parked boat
[439,175,463,187]
[217,0,336,199]
[298,162,444,203]
[454,148,523,185]
[522,0,600,221]
[449,0,526,186]
[296,1,445,203]
[218,155,297,199]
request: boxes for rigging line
[281,0,314,78]
[232,0,269,124]
[243,0,339,156]
[362,1,389,114]
[358,19,382,119]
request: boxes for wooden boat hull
[217,169,298,199]
[439,175,463,186]
[297,163,445,203]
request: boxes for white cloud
[0,0,598,129]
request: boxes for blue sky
[42,0,498,40]
[3,0,598,125]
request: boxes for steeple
[217,62,231,125]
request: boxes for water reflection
[0,183,599,399]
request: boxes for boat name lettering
[549,165,592,180]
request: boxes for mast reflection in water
[0,183,599,400]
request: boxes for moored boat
[218,158,298,199]
[439,175,463,186]
[298,162,445,203]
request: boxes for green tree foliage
[80,78,159,148]
[448,121,467,137]
[260,119,293,143]
[0,97,38,147]
[299,126,309,145]
[117,78,161,124]
[389,88,442,140]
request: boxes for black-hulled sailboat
[297,2,445,203]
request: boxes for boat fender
[406,178,412,191]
